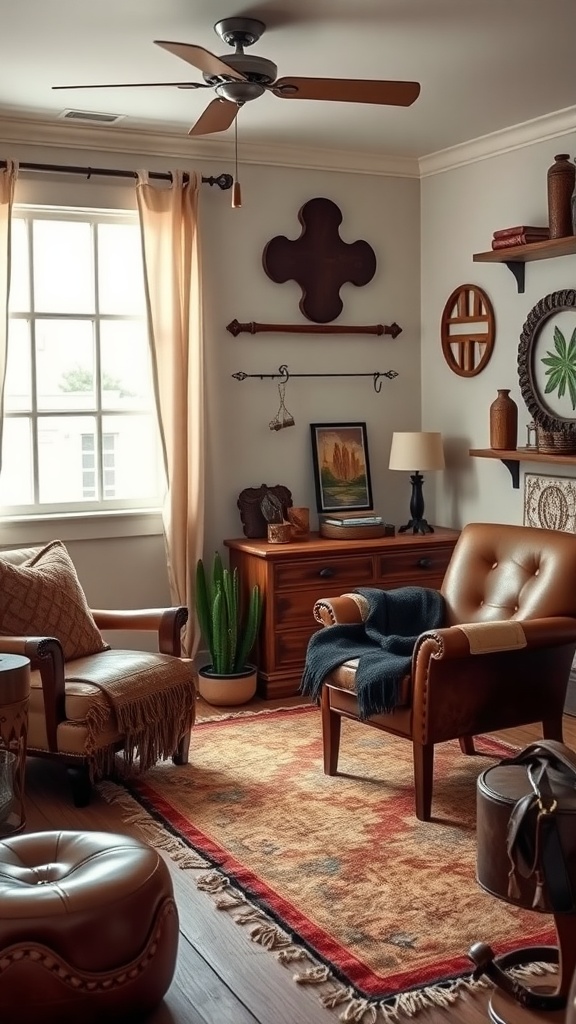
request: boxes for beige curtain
[136,170,205,656]
[0,160,17,471]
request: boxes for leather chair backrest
[441,522,576,626]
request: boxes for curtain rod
[0,160,233,190]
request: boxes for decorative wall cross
[263,197,377,324]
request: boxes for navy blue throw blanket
[300,586,445,719]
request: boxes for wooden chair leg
[321,686,341,776]
[459,736,476,755]
[172,728,191,765]
[542,717,563,742]
[413,742,434,821]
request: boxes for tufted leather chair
[313,522,576,821]
[0,546,196,806]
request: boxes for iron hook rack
[232,364,399,394]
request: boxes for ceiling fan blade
[272,78,421,107]
[53,81,208,90]
[155,40,246,81]
[188,98,239,137]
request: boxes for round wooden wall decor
[440,284,495,377]
[518,288,576,432]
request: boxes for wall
[421,134,576,528]
[1,136,422,641]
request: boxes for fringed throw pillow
[0,540,108,660]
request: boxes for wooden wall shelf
[472,235,576,293]
[470,447,576,489]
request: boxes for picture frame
[310,422,373,513]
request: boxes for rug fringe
[198,703,314,724]
[96,779,556,1024]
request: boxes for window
[0,206,166,518]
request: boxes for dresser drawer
[274,626,321,670]
[274,583,362,628]
[376,545,454,584]
[274,555,374,591]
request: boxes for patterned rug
[100,706,555,1021]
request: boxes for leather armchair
[313,522,576,821]
[0,545,197,806]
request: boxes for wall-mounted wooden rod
[1,160,233,190]
[232,364,399,394]
[227,318,402,337]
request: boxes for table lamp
[389,431,445,534]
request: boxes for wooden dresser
[225,528,460,699]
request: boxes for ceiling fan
[53,16,421,137]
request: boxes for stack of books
[490,225,549,250]
[322,511,384,528]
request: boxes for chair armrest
[414,616,576,661]
[313,595,365,626]
[0,635,66,752]
[91,607,189,656]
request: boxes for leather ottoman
[0,830,179,1024]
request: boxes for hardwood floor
[19,695,576,1024]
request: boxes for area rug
[99,706,555,1020]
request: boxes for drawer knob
[417,557,432,569]
[319,567,335,578]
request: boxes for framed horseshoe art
[440,284,495,377]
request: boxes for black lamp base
[398,518,434,535]
[399,471,434,535]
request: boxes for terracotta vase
[547,154,576,239]
[489,389,518,451]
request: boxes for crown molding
[0,114,420,179]
[419,105,576,177]
[2,105,575,183]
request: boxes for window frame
[2,203,166,529]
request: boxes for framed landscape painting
[310,422,373,513]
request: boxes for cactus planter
[195,552,262,704]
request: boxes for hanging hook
[278,364,290,383]
[373,372,383,394]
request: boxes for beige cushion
[0,540,108,661]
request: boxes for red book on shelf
[491,233,549,250]
[493,225,549,239]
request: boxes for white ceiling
[2,0,576,160]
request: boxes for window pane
[0,419,33,505]
[103,414,165,500]
[8,218,30,313]
[36,320,95,411]
[100,321,152,410]
[33,220,94,313]
[38,416,97,504]
[5,320,32,411]
[98,223,145,314]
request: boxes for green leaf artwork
[541,324,576,410]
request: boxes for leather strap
[505,740,576,912]
[469,941,563,1011]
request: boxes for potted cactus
[195,551,262,705]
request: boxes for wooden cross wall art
[262,197,377,324]
[440,284,495,377]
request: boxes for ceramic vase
[489,389,518,451]
[547,154,576,239]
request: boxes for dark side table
[0,654,31,836]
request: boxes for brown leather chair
[0,543,197,805]
[313,522,576,821]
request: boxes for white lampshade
[389,431,445,472]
